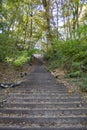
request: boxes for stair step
[0,114,87,118]
[0,108,87,115]
[10,97,82,100]
[0,107,87,110]
[0,116,87,125]
[13,89,67,92]
[23,91,69,93]
[9,98,83,102]
[9,95,81,99]
[0,127,87,130]
[11,90,68,93]
[10,93,81,97]
[0,108,87,112]
[3,102,87,109]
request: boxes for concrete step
[0,116,87,126]
[8,94,83,98]
[0,89,72,92]
[3,102,87,109]
[10,93,81,97]
[9,98,83,102]
[0,127,87,130]
[10,91,69,94]
[0,108,87,117]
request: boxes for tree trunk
[42,0,51,49]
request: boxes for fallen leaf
[67,89,73,94]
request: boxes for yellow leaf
[67,89,73,94]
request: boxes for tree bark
[42,0,51,49]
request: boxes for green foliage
[44,24,87,92]
[0,32,18,61]
[66,62,81,78]
[47,60,60,70]
[72,62,81,71]
[4,48,37,66]
[80,75,87,92]
[80,84,87,92]
[0,0,43,63]
[28,48,38,56]
[13,51,30,66]
[44,47,54,60]
[67,71,81,78]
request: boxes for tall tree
[42,0,52,49]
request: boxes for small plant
[67,71,81,78]
[80,83,87,92]
[47,60,60,70]
[80,74,87,92]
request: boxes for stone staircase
[0,65,87,130]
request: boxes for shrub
[13,51,30,66]
[80,84,87,92]
[67,71,81,78]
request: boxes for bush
[80,84,87,92]
[47,60,60,70]
[13,51,30,66]
[67,71,81,78]
[44,36,87,92]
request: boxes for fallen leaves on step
[67,88,74,94]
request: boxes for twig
[0,72,6,76]
[0,99,7,107]
[0,99,7,104]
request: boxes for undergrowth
[5,49,37,67]
[44,37,87,92]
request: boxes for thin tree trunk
[55,1,59,39]
[30,4,33,37]
[42,0,51,50]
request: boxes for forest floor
[51,68,87,99]
[51,68,79,93]
[0,62,33,83]
[0,61,34,102]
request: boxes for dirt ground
[0,62,33,83]
[51,68,83,93]
[51,68,87,100]
[0,61,33,102]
